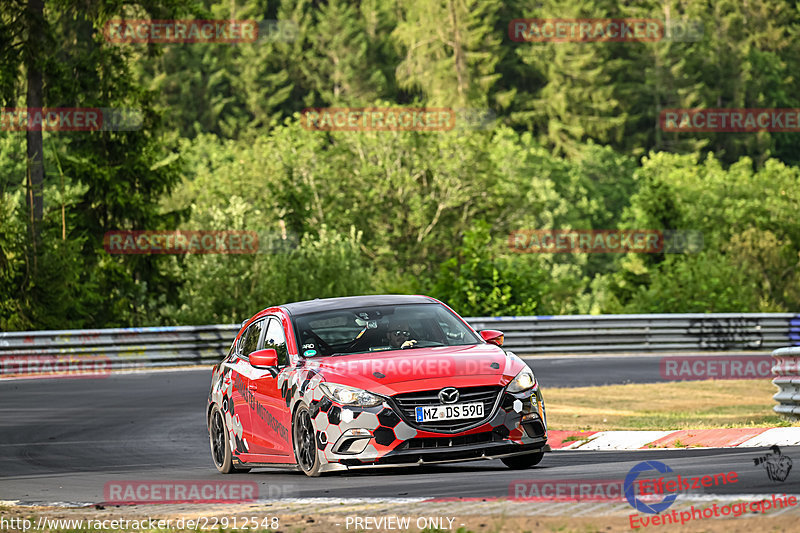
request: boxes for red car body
[207,295,548,475]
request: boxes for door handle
[248,383,257,391]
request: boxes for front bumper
[307,385,548,470]
[338,435,548,468]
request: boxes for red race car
[207,295,549,476]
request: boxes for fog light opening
[521,418,545,438]
[332,428,373,454]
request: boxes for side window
[236,328,249,354]
[264,318,289,366]
[240,320,264,358]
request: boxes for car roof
[280,294,438,316]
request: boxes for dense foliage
[1,0,798,329]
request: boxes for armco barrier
[772,346,800,419]
[0,325,238,373]
[468,313,797,353]
[1,313,798,376]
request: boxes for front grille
[392,385,502,432]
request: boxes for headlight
[507,368,536,393]
[320,383,383,407]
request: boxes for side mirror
[250,348,278,368]
[480,330,504,346]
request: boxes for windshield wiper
[402,342,444,350]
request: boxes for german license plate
[415,402,484,423]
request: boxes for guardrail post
[772,346,800,420]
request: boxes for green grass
[559,435,593,444]
[545,379,800,431]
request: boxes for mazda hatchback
[208,295,548,476]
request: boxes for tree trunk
[26,0,45,248]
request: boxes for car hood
[301,344,528,396]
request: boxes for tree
[393,0,504,108]
[430,222,542,317]
[0,0,192,329]
[509,0,627,156]
[623,251,771,313]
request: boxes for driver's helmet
[385,316,414,346]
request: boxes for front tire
[293,404,322,477]
[502,450,545,470]
[209,406,235,474]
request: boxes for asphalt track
[0,357,796,505]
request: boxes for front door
[230,318,265,455]
[249,317,293,457]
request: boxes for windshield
[292,303,481,357]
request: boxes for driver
[386,320,418,349]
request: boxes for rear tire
[502,450,544,469]
[209,406,235,474]
[293,404,322,477]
